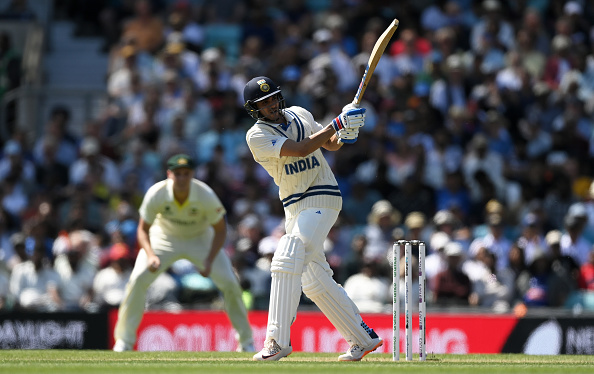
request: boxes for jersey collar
[166,178,197,208]
[257,111,292,131]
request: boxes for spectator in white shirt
[560,212,591,266]
[469,213,512,270]
[53,230,99,311]
[9,242,62,312]
[93,243,132,309]
[69,136,122,192]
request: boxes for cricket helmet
[243,76,285,120]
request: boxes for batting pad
[302,262,372,346]
[267,234,305,347]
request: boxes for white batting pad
[302,262,372,346]
[267,234,305,347]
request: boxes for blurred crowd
[2,0,594,314]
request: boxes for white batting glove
[331,107,366,132]
[342,103,360,112]
[337,128,360,144]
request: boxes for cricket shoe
[338,337,383,361]
[113,339,133,352]
[252,338,292,361]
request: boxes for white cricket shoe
[113,339,133,352]
[252,338,292,361]
[338,337,383,361]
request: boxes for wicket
[392,240,426,361]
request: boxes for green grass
[0,350,593,374]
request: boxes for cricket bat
[352,18,399,106]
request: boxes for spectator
[32,105,79,167]
[0,140,36,186]
[9,242,62,311]
[107,44,142,100]
[364,200,401,262]
[433,241,472,306]
[344,260,390,313]
[543,34,572,90]
[518,249,551,307]
[391,28,428,79]
[498,241,530,306]
[92,242,132,309]
[560,211,591,266]
[33,135,70,193]
[2,231,27,272]
[403,211,427,244]
[53,230,99,311]
[516,212,547,266]
[163,2,204,53]
[425,231,450,298]
[120,0,164,54]
[69,136,122,193]
[469,213,512,270]
[547,229,580,307]
[430,54,471,117]
[467,247,512,311]
[470,0,515,54]
[307,28,356,94]
[578,248,594,291]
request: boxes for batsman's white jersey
[246,106,342,219]
[114,178,253,350]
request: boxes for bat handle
[350,99,360,108]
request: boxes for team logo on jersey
[257,79,270,92]
[272,140,277,146]
[163,205,172,215]
[189,207,198,216]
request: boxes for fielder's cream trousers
[114,226,252,348]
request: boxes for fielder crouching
[243,76,383,361]
[113,154,254,353]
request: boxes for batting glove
[331,107,366,132]
[337,128,360,144]
[342,103,360,112]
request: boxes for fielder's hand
[147,254,160,272]
[331,107,366,132]
[337,128,360,144]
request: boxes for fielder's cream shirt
[139,178,226,238]
[246,106,342,219]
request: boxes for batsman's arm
[280,124,340,157]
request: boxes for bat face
[352,19,399,106]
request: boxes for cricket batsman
[243,76,383,361]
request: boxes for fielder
[113,154,254,352]
[243,76,383,361]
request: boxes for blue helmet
[243,76,285,120]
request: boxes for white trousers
[114,226,253,348]
[276,208,372,347]
[285,208,339,271]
